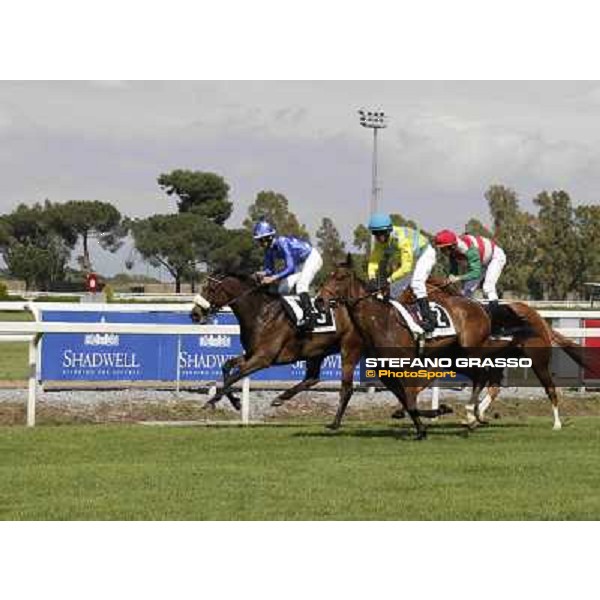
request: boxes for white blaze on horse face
[193,294,211,310]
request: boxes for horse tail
[550,328,595,371]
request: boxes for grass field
[0,311,32,380]
[1,417,599,520]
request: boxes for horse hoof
[439,403,453,415]
[391,409,406,420]
[326,422,340,431]
[553,422,562,431]
[203,401,216,410]
[231,400,241,412]
[271,399,284,407]
[414,430,427,441]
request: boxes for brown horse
[403,279,593,430]
[190,272,364,428]
[317,261,519,438]
[460,299,589,429]
[322,264,590,432]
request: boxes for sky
[1,80,600,277]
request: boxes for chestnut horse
[321,262,590,432]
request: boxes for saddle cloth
[388,299,456,338]
[281,295,336,333]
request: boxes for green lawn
[1,418,599,520]
[0,311,32,380]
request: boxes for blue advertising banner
[40,310,358,382]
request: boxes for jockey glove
[366,279,381,293]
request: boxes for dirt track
[1,386,599,426]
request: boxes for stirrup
[417,334,426,356]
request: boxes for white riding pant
[410,245,436,299]
[277,248,323,295]
[462,246,506,301]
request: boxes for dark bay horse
[190,273,363,429]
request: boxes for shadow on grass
[292,419,533,441]
[293,426,469,441]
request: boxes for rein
[319,273,380,308]
[207,276,261,314]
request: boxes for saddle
[387,298,456,339]
[280,295,336,333]
[481,300,531,340]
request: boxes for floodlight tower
[358,109,388,216]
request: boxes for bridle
[319,269,380,308]
[194,274,262,317]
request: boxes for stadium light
[358,109,388,216]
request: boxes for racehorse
[321,260,590,432]
[190,272,364,428]
[317,261,519,438]
[418,284,592,430]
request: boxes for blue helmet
[253,220,276,240]
[368,213,393,232]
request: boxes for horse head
[190,272,256,323]
[317,259,365,308]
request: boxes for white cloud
[1,81,600,274]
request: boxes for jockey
[367,213,437,333]
[253,219,323,329]
[433,229,507,317]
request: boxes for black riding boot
[298,292,316,330]
[416,297,436,333]
[487,299,503,335]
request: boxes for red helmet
[434,229,458,247]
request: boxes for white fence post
[431,385,440,411]
[175,335,181,395]
[27,335,39,427]
[241,377,250,425]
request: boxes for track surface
[1,416,599,520]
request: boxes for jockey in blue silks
[253,219,323,328]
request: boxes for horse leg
[407,384,452,419]
[476,373,502,424]
[205,355,244,409]
[530,359,563,430]
[204,354,273,408]
[271,356,323,407]
[405,387,428,440]
[224,356,245,410]
[327,346,361,431]
[382,379,427,440]
[464,369,490,428]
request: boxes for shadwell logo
[84,334,120,346]
[199,334,231,348]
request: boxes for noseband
[194,275,261,316]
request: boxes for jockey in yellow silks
[366,213,436,332]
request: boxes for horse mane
[398,276,462,304]
[426,276,462,297]
[211,270,279,298]
[212,270,256,286]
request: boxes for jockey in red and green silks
[433,229,507,316]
